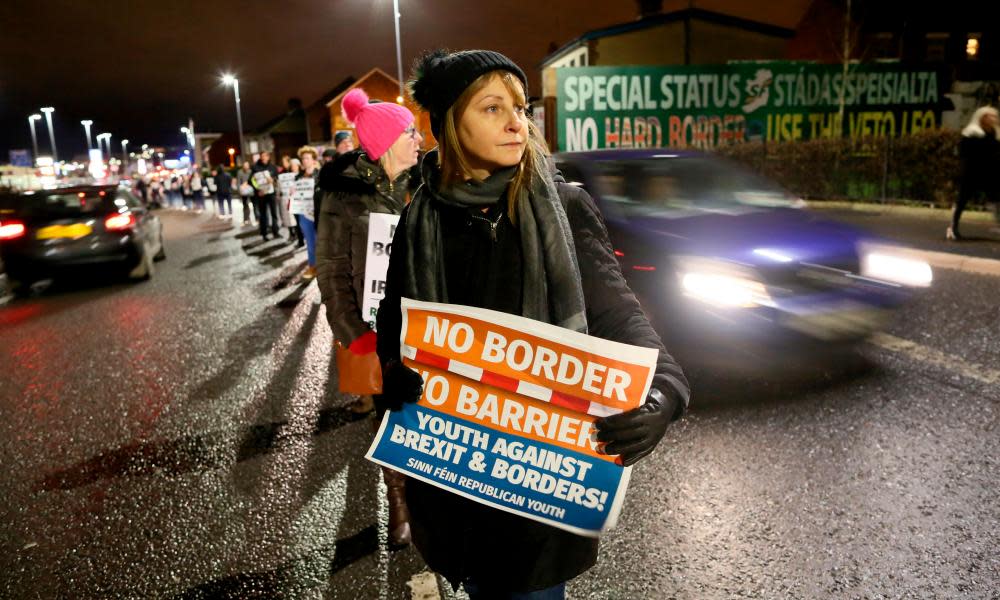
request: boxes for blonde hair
[297,145,318,161]
[437,71,549,223]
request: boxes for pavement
[1,207,998,598]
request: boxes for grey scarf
[403,149,587,334]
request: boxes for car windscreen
[591,157,796,217]
[0,191,116,218]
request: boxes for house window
[869,32,898,59]
[966,33,981,60]
[925,32,948,62]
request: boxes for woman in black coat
[376,50,690,599]
[948,106,1000,240]
[315,87,423,548]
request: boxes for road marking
[407,570,441,600]
[870,332,1000,386]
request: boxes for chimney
[636,0,663,18]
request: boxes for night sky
[0,0,648,160]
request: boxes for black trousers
[952,184,999,232]
[258,194,279,237]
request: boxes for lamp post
[80,120,94,151]
[221,74,246,159]
[27,114,42,162]
[121,139,129,172]
[392,0,404,103]
[40,107,57,161]
[97,133,111,160]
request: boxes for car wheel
[153,232,166,262]
[7,277,34,297]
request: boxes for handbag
[335,342,383,395]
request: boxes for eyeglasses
[404,126,418,140]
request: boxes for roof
[325,68,400,107]
[541,8,797,68]
[308,77,356,112]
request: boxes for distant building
[325,67,435,150]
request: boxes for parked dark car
[553,150,932,368]
[0,184,164,295]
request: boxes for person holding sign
[278,158,303,247]
[376,50,690,598]
[250,151,280,240]
[295,146,321,280]
[315,86,424,547]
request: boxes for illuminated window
[966,33,981,60]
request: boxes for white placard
[251,170,274,195]
[290,177,315,220]
[362,212,400,330]
[278,172,296,198]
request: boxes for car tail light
[105,213,135,231]
[0,221,26,240]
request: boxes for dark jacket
[316,150,411,343]
[249,160,278,197]
[376,178,689,592]
[214,170,232,196]
[959,133,1000,193]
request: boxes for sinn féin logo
[742,69,774,114]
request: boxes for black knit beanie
[409,49,528,139]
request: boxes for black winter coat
[959,134,1000,194]
[315,151,410,343]
[376,180,689,592]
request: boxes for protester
[214,165,233,218]
[250,152,280,240]
[316,87,422,548]
[295,146,321,279]
[193,167,208,211]
[181,170,195,210]
[375,50,689,598]
[279,158,303,246]
[206,168,219,213]
[948,106,1000,240]
[316,132,359,235]
[237,161,256,225]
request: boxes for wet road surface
[1,209,998,598]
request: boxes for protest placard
[277,172,297,206]
[289,177,315,219]
[361,213,400,330]
[251,170,274,195]
[366,298,659,537]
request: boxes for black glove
[381,359,424,411]
[595,387,679,466]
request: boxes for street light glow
[30,114,42,121]
[40,107,54,113]
[222,73,236,85]
[180,127,189,133]
[81,119,92,126]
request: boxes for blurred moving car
[0,184,164,295]
[553,150,932,367]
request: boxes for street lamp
[228,147,236,167]
[27,114,42,162]
[121,139,129,170]
[392,0,404,102]
[40,107,58,161]
[81,120,94,150]
[97,133,111,160]
[221,73,246,160]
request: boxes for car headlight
[858,244,933,287]
[676,257,773,308]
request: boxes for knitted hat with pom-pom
[341,88,414,160]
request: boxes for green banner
[556,63,942,151]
